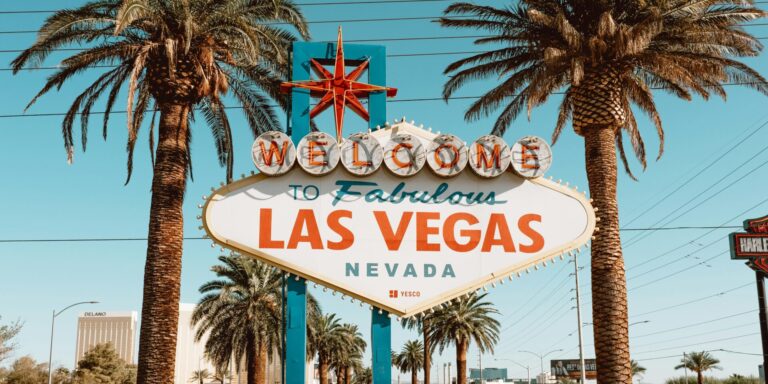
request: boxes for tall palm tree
[675,351,721,384]
[12,2,309,383]
[308,313,347,384]
[401,313,434,384]
[438,2,767,382]
[428,293,500,384]
[190,369,212,384]
[192,255,282,384]
[393,340,425,384]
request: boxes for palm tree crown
[439,0,767,175]
[675,351,721,384]
[192,255,283,384]
[428,293,500,384]
[394,340,425,384]
[12,0,308,179]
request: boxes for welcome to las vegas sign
[201,120,596,317]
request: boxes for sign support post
[285,277,307,384]
[756,270,768,377]
[372,310,392,384]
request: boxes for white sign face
[252,131,296,176]
[297,132,340,175]
[511,136,552,178]
[341,133,383,176]
[203,162,594,316]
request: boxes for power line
[632,322,756,349]
[621,117,768,238]
[633,310,757,339]
[0,0,452,14]
[632,282,752,318]
[632,332,759,355]
[628,250,729,291]
[0,83,764,120]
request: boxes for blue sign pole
[372,310,392,384]
[285,39,390,384]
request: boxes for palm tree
[675,351,721,384]
[308,313,347,384]
[393,340,424,384]
[631,360,646,381]
[11,2,309,383]
[401,313,434,384]
[353,367,373,384]
[428,293,500,384]
[438,2,767,382]
[332,324,367,384]
[192,255,285,384]
[190,369,212,384]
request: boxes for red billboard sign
[730,215,768,273]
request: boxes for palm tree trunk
[247,338,259,384]
[423,322,430,384]
[697,371,703,384]
[319,357,329,384]
[412,369,418,384]
[136,103,190,384]
[345,366,352,384]
[583,126,631,384]
[256,339,267,384]
[455,339,467,384]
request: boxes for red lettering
[374,211,413,251]
[287,209,323,249]
[258,208,284,248]
[416,212,441,251]
[327,210,354,250]
[444,212,480,252]
[259,140,289,166]
[476,143,501,169]
[481,213,516,252]
[434,144,460,169]
[518,214,544,253]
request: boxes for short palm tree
[308,313,347,384]
[439,2,767,382]
[190,369,212,384]
[12,2,309,383]
[332,324,367,384]
[428,293,500,384]
[401,313,434,384]
[353,367,373,384]
[675,351,721,384]
[192,255,281,384]
[393,340,424,384]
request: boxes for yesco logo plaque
[202,121,595,317]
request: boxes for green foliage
[675,351,722,376]
[665,377,722,384]
[2,356,48,384]
[427,293,500,354]
[437,0,768,175]
[353,367,372,384]
[11,0,310,181]
[0,316,23,363]
[73,342,135,384]
[189,369,212,384]
[722,374,760,384]
[393,340,424,374]
[631,360,646,378]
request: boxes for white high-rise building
[176,303,215,384]
[75,311,137,364]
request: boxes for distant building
[75,311,137,364]
[470,368,508,382]
[175,303,215,384]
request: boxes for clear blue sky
[1,1,767,383]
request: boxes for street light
[518,349,563,376]
[47,301,99,384]
[494,358,530,384]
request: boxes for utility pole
[478,351,483,384]
[573,254,587,384]
[683,352,688,382]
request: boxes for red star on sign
[281,27,397,142]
